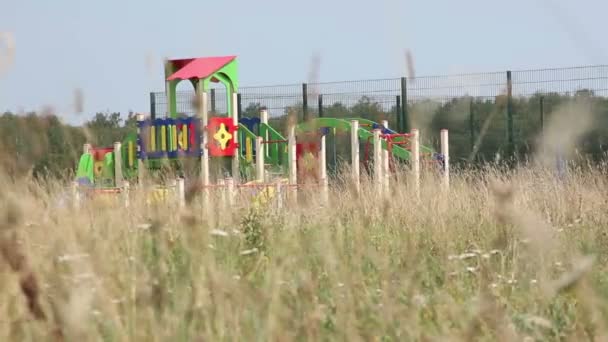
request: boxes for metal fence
[150,64,608,163]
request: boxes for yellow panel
[128,141,134,167]
[161,125,167,151]
[172,125,177,151]
[182,124,188,150]
[246,137,253,162]
[150,126,156,151]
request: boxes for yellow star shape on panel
[213,123,233,150]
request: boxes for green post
[150,92,156,120]
[539,96,544,132]
[506,70,514,159]
[318,94,323,118]
[237,93,242,121]
[400,77,409,132]
[302,83,309,122]
[469,97,475,153]
[210,89,216,114]
[395,95,401,133]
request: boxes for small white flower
[240,248,258,255]
[208,244,215,249]
[459,253,477,260]
[210,229,229,237]
[530,279,538,284]
[233,275,241,280]
[491,283,498,288]
[57,253,90,262]
[337,282,344,287]
[466,267,477,273]
[137,223,152,230]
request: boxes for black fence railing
[150,65,608,164]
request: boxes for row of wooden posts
[73,115,449,209]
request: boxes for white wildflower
[240,248,258,255]
[459,252,477,260]
[137,223,152,230]
[210,229,229,237]
[57,253,90,262]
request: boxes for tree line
[1,90,606,180]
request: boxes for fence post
[351,120,360,193]
[373,129,382,196]
[400,77,409,133]
[539,95,544,132]
[411,128,420,199]
[440,129,450,191]
[506,70,514,160]
[302,83,309,122]
[210,88,216,114]
[149,92,156,120]
[318,94,323,118]
[469,97,475,154]
[396,95,401,133]
[381,120,390,195]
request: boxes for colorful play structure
[73,56,450,206]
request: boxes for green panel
[295,118,424,161]
[76,153,94,183]
[122,132,138,180]
[102,152,115,187]
[260,123,288,166]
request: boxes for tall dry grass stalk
[0,160,607,340]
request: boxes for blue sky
[1,0,606,125]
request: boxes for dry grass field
[1,162,608,341]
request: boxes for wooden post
[196,81,211,212]
[72,182,80,209]
[381,120,390,195]
[123,181,130,208]
[83,143,92,154]
[373,129,382,195]
[226,177,235,206]
[351,120,360,193]
[260,109,269,159]
[136,114,145,186]
[176,178,185,208]
[440,129,450,191]
[411,128,420,198]
[113,142,123,188]
[288,125,297,204]
[276,181,283,209]
[256,137,265,182]
[319,133,329,205]
[231,92,240,183]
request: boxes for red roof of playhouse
[166,56,236,81]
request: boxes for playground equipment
[73,55,450,208]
